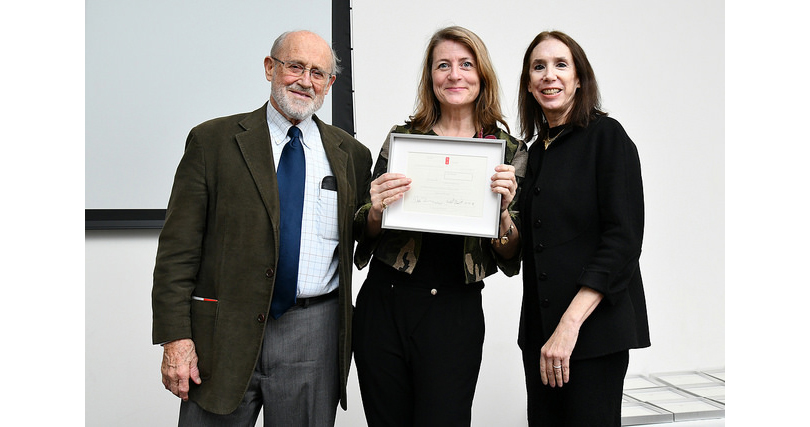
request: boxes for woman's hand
[488,164,520,258]
[491,164,517,212]
[369,173,411,218]
[539,287,604,387]
[365,173,411,238]
[539,321,579,387]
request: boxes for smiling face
[527,38,580,127]
[431,40,480,112]
[265,31,336,124]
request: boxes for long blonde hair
[407,26,509,135]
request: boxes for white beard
[271,82,324,122]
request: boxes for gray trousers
[179,296,340,427]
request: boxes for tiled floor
[622,369,725,426]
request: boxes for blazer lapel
[235,103,280,226]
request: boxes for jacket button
[265,268,275,278]
[538,272,548,281]
[541,298,550,308]
[534,186,541,195]
[534,243,544,253]
[534,220,542,228]
[257,314,266,323]
[430,289,438,295]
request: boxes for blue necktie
[270,125,306,319]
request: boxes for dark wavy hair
[517,30,605,142]
[408,26,509,135]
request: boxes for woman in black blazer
[516,30,651,426]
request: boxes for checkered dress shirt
[267,105,339,298]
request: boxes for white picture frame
[382,133,505,238]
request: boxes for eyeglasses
[271,57,332,83]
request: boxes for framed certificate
[382,133,505,238]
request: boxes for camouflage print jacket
[353,124,528,283]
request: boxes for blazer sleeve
[577,119,645,305]
[152,130,208,344]
[487,133,527,276]
[353,127,395,269]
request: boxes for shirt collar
[266,102,316,148]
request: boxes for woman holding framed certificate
[516,30,651,426]
[352,26,527,426]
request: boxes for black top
[369,231,476,289]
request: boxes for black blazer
[518,115,650,360]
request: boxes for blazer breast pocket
[317,176,339,241]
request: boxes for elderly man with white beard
[151,30,372,427]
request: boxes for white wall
[85,0,725,425]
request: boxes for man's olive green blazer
[152,103,373,414]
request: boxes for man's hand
[161,338,202,401]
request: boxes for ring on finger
[381,200,388,210]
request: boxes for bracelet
[491,221,514,246]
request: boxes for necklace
[543,127,565,149]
